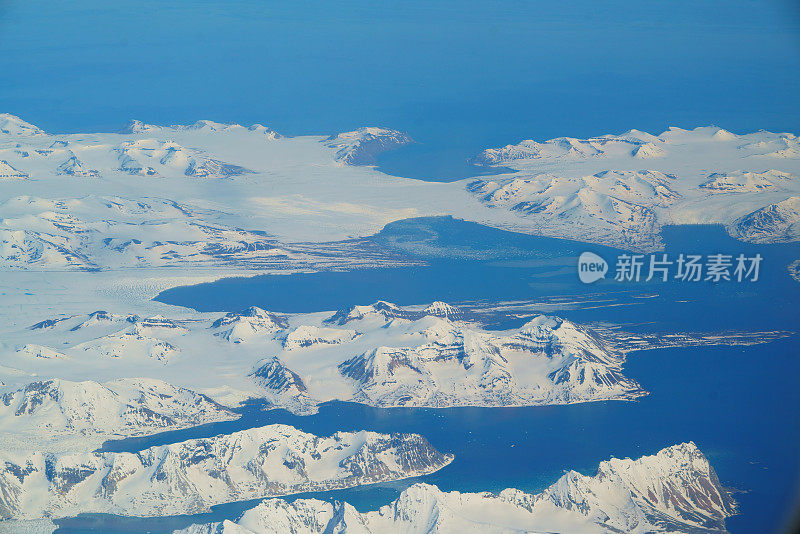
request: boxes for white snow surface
[0,115,791,431]
[0,114,785,528]
[0,302,648,428]
[0,425,453,519]
[176,442,736,534]
[470,126,800,249]
[0,377,237,452]
[0,115,798,270]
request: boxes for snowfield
[0,300,786,453]
[0,114,799,273]
[0,425,453,519]
[469,127,800,250]
[177,442,736,534]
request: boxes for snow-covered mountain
[0,378,236,452]
[115,138,254,178]
[324,127,413,165]
[469,126,800,249]
[250,304,651,412]
[325,300,464,326]
[177,442,735,534]
[324,300,408,325]
[337,313,642,408]
[0,113,45,136]
[699,169,795,193]
[211,307,288,343]
[0,425,452,519]
[120,119,281,140]
[15,344,68,360]
[56,153,100,177]
[472,128,670,164]
[1,302,783,425]
[249,357,317,414]
[0,114,792,529]
[67,309,134,330]
[473,126,750,166]
[0,160,28,179]
[1,114,799,266]
[282,325,361,350]
[468,170,679,250]
[74,324,181,363]
[0,193,405,271]
[0,116,429,270]
[730,196,800,243]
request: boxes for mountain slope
[0,378,237,452]
[337,313,643,409]
[730,196,800,243]
[0,425,453,519]
[324,128,413,165]
[177,442,735,534]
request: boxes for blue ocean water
[158,220,800,333]
[1,1,799,179]
[50,221,800,533]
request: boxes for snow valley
[1,114,800,268]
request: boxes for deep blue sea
[1,1,799,179]
[54,221,800,533]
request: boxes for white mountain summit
[324,127,413,165]
[2,302,782,428]
[0,425,452,520]
[0,378,237,452]
[177,442,736,534]
[0,115,798,266]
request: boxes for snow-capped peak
[732,195,800,243]
[15,344,68,360]
[119,119,158,133]
[0,424,453,519]
[175,442,734,534]
[325,301,404,325]
[0,113,45,136]
[211,307,288,343]
[0,160,29,180]
[120,119,280,138]
[0,378,236,452]
[700,169,794,193]
[631,141,666,158]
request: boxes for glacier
[0,114,799,271]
